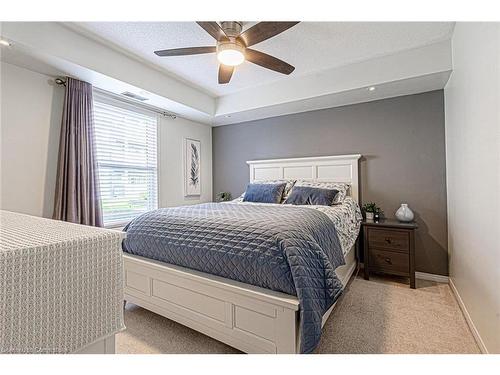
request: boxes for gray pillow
[284,186,339,206]
[243,183,287,204]
[236,179,296,203]
[256,179,296,201]
[293,180,349,204]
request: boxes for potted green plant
[216,192,232,202]
[362,202,382,221]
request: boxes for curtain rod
[54,77,178,120]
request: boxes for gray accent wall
[213,90,448,276]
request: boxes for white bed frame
[123,154,361,354]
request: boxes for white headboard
[246,154,362,203]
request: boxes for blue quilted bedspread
[123,203,345,353]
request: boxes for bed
[122,154,362,353]
[0,211,125,354]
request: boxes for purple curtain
[53,77,103,227]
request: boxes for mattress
[0,210,125,353]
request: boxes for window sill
[104,223,127,231]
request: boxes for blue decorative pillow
[294,181,349,204]
[243,183,287,204]
[284,186,339,206]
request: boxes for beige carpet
[117,274,480,354]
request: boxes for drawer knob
[384,258,392,264]
[385,237,392,244]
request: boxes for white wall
[158,116,212,207]
[0,62,64,217]
[1,61,213,219]
[444,23,500,353]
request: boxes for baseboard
[415,271,449,283]
[449,278,488,354]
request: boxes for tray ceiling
[74,22,454,97]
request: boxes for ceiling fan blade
[218,65,234,84]
[239,22,299,47]
[154,46,216,57]
[196,22,228,42]
[245,49,295,75]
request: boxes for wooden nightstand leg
[409,229,416,289]
[363,227,369,280]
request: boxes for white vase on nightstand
[395,203,414,222]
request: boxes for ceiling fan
[154,21,300,84]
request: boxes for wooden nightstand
[362,219,418,288]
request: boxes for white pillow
[292,180,350,204]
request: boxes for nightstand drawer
[368,248,409,274]
[368,228,409,252]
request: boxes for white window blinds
[93,97,158,227]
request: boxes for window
[93,96,158,227]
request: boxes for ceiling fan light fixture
[154,22,300,84]
[217,42,245,66]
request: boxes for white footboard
[123,254,300,354]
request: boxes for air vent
[121,91,149,101]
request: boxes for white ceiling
[74,22,454,97]
[2,22,455,126]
